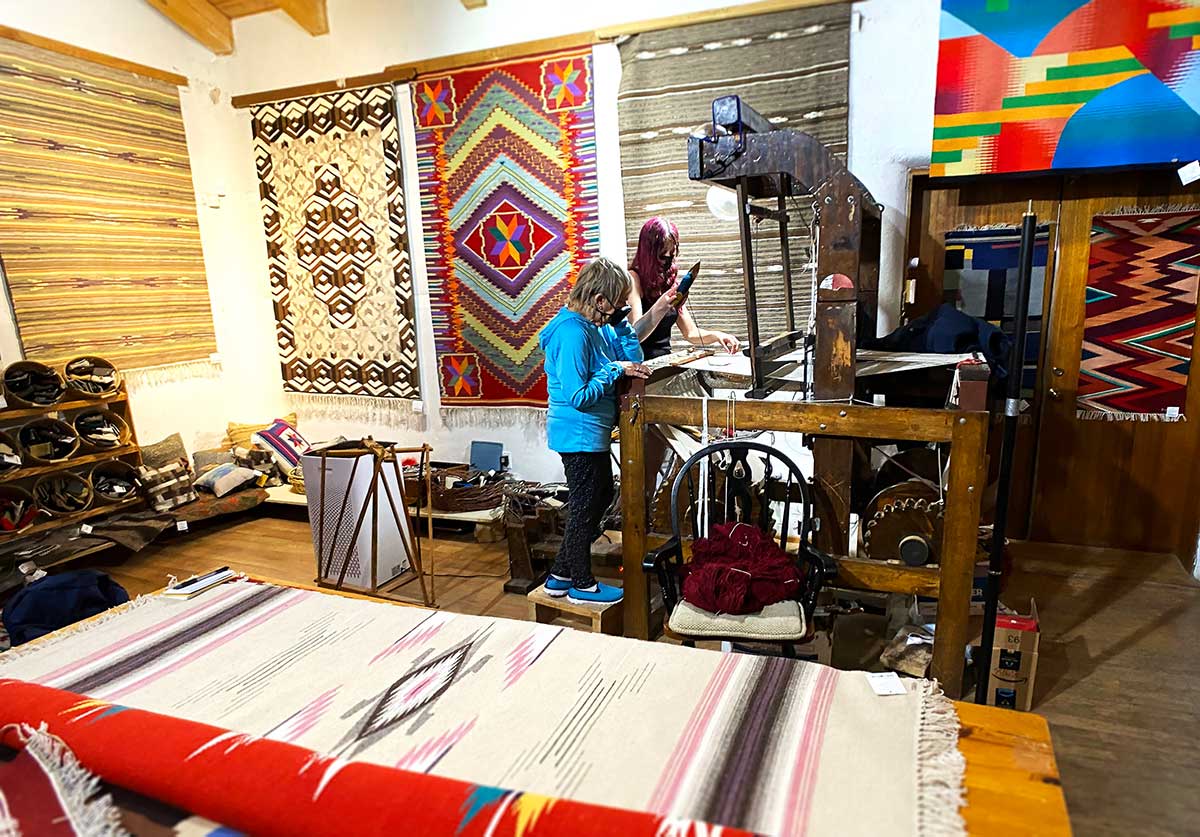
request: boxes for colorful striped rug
[411,49,600,406]
[0,38,216,369]
[0,581,965,836]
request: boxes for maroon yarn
[681,522,803,615]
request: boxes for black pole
[975,203,1037,704]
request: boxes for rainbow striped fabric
[0,38,216,368]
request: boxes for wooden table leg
[933,414,987,697]
[620,397,650,640]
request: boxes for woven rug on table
[944,225,1051,398]
[250,87,420,399]
[1078,210,1200,422]
[617,6,850,344]
[411,48,600,406]
[0,580,965,836]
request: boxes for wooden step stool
[527,585,623,635]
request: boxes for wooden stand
[619,395,987,696]
[313,441,435,608]
[527,584,623,635]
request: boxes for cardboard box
[984,600,1039,711]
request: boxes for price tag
[865,671,907,696]
[176,520,189,533]
[80,523,94,535]
[1179,160,1200,186]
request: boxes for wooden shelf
[0,496,142,540]
[0,392,128,422]
[0,445,140,484]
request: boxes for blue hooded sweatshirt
[540,308,643,453]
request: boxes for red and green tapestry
[934,0,1200,177]
[413,49,599,406]
[1078,210,1200,421]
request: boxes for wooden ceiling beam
[146,0,235,55]
[275,0,330,36]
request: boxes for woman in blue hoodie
[539,258,677,605]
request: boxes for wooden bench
[527,584,623,635]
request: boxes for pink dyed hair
[629,216,679,300]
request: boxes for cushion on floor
[668,598,806,640]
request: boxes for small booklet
[163,566,235,599]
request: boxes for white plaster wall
[0,0,943,482]
[847,0,941,334]
[0,1,288,456]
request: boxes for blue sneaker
[544,574,571,598]
[568,582,623,605]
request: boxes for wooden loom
[619,97,989,695]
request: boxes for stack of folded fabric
[33,474,92,514]
[93,470,138,501]
[0,436,22,474]
[75,411,124,448]
[64,357,119,395]
[137,462,197,513]
[19,421,77,461]
[4,366,64,406]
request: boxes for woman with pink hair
[626,217,740,360]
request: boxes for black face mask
[607,305,631,326]
[660,255,675,273]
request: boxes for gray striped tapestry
[617,5,850,343]
[0,38,217,369]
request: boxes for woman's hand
[619,361,651,379]
[712,331,740,354]
[650,279,682,316]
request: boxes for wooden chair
[642,439,837,654]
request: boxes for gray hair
[568,258,632,317]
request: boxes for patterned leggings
[552,452,614,588]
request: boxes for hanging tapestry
[251,87,419,399]
[617,6,850,342]
[0,39,217,369]
[0,579,966,836]
[1078,210,1200,421]
[933,0,1200,177]
[412,49,599,406]
[944,225,1051,396]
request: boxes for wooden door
[1030,170,1200,559]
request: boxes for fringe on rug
[5,723,128,837]
[124,359,220,388]
[439,406,547,432]
[916,682,967,837]
[1102,204,1200,217]
[1076,409,1185,423]
[285,392,428,432]
[0,595,155,666]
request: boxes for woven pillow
[252,420,310,469]
[194,463,260,498]
[141,433,188,470]
[668,599,806,641]
[223,413,298,450]
[137,462,197,512]
[193,448,235,476]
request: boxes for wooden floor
[73,507,1200,837]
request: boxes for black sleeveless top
[641,293,678,360]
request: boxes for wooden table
[957,702,1071,835]
[15,576,1070,835]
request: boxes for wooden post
[933,413,988,696]
[620,395,650,639]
